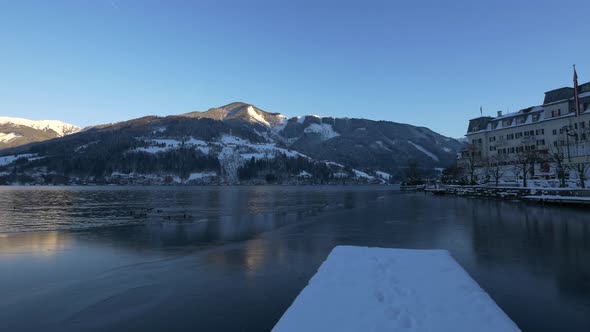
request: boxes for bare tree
[549,142,568,188]
[511,150,538,188]
[485,154,508,187]
[558,125,590,188]
[462,144,483,185]
[569,162,590,188]
[404,159,422,183]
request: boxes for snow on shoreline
[274,246,520,332]
[524,195,590,202]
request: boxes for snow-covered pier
[273,246,520,332]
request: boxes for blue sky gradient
[1,0,589,137]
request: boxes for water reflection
[466,200,590,298]
[0,186,385,233]
[0,231,72,256]
[1,188,590,331]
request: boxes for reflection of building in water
[466,198,590,297]
[0,231,72,256]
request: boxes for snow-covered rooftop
[273,246,519,332]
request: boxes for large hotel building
[463,80,590,183]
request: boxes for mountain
[0,103,461,185]
[183,102,287,127]
[0,116,80,150]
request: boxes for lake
[0,186,589,331]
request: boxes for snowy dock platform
[273,246,520,332]
[524,195,590,206]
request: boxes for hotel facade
[462,81,590,184]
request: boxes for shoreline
[425,185,590,206]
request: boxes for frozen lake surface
[0,186,589,331]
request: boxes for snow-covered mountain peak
[0,116,80,137]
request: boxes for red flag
[574,65,580,116]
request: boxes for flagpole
[573,64,580,118]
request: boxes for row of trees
[237,155,344,183]
[459,141,590,188]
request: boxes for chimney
[497,111,503,117]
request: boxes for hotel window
[580,122,585,129]
[536,139,545,146]
[507,133,514,140]
[575,123,578,130]
[552,129,557,135]
[515,132,523,138]
[553,141,558,147]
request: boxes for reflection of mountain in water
[1,189,590,331]
[0,231,72,256]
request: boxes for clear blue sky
[1,0,589,137]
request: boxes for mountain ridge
[0,103,461,185]
[0,116,80,150]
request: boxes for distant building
[460,81,590,185]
